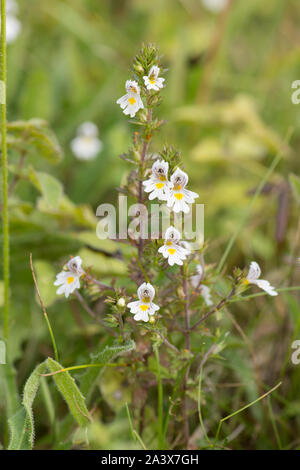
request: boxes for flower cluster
[53,48,279,330]
[143,160,199,214]
[116,65,164,118]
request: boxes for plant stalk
[1,0,9,341]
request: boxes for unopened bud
[133,63,144,74]
[117,297,126,308]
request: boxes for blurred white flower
[117,80,144,118]
[143,158,170,201]
[143,65,165,91]
[7,0,18,14]
[167,168,198,214]
[3,0,21,44]
[245,261,278,297]
[200,285,213,306]
[201,0,228,13]
[191,264,213,306]
[71,122,103,161]
[127,282,159,322]
[158,226,190,266]
[54,256,84,298]
[191,264,203,289]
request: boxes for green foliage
[46,358,91,428]
[8,361,47,450]
[2,0,300,452]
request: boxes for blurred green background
[7,0,300,252]
[1,0,300,450]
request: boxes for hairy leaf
[8,361,47,450]
[47,357,91,428]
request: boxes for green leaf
[8,408,30,450]
[79,340,135,401]
[47,357,91,428]
[8,361,47,450]
[289,173,300,205]
[29,167,63,209]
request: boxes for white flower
[127,282,159,322]
[142,158,171,201]
[71,122,103,161]
[7,0,18,14]
[66,256,84,276]
[201,0,228,13]
[143,65,165,91]
[158,226,190,266]
[167,168,199,214]
[54,256,84,298]
[117,80,144,118]
[245,261,278,297]
[3,0,21,44]
[6,14,21,43]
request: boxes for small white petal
[247,262,261,282]
[253,279,278,297]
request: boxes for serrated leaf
[47,357,91,428]
[79,340,135,401]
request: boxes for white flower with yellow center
[117,80,144,118]
[54,256,84,298]
[191,265,213,306]
[71,122,103,161]
[158,226,190,266]
[167,168,199,214]
[143,158,170,201]
[143,66,165,91]
[127,282,159,322]
[245,261,278,297]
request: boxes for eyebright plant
[47,44,280,449]
[7,44,285,451]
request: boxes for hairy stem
[30,254,59,362]
[190,286,236,331]
[181,264,190,447]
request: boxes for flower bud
[133,63,144,74]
